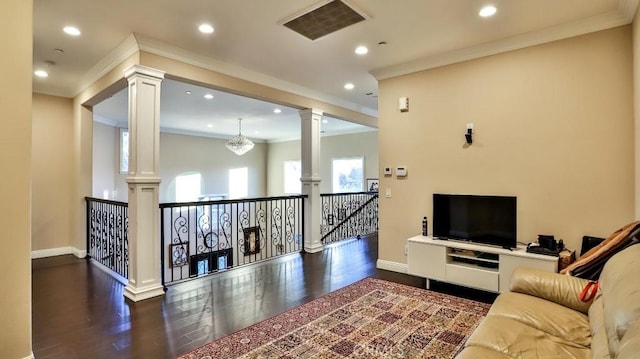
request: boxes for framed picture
[243,226,260,256]
[170,243,189,267]
[366,178,379,192]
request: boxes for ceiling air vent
[282,0,368,41]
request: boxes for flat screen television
[433,194,517,249]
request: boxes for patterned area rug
[177,278,491,359]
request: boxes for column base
[124,283,165,302]
[304,241,324,253]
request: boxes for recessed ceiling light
[344,83,355,90]
[63,26,81,36]
[355,46,368,55]
[204,94,214,99]
[199,24,214,34]
[34,70,48,78]
[185,90,192,95]
[479,5,497,17]
[207,124,213,128]
[273,108,282,114]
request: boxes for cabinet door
[407,242,446,280]
[499,254,558,292]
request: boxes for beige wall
[92,125,270,202]
[267,131,379,195]
[378,26,634,265]
[32,94,75,251]
[160,133,268,202]
[0,0,32,357]
[92,122,119,199]
[634,7,640,217]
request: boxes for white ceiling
[93,79,373,142]
[34,0,637,140]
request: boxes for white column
[123,65,165,302]
[300,108,324,253]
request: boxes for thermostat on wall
[396,166,408,177]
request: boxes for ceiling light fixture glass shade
[225,118,255,156]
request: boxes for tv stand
[407,235,558,293]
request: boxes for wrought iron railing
[85,197,129,279]
[159,195,306,286]
[320,191,379,244]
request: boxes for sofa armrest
[509,267,593,314]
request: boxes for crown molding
[619,0,640,22]
[371,1,638,80]
[93,114,121,127]
[134,34,378,118]
[72,34,140,97]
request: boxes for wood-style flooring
[32,234,496,359]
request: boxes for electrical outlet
[385,188,392,198]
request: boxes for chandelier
[225,118,255,156]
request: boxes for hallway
[32,235,492,358]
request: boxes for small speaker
[580,236,605,256]
[465,128,473,144]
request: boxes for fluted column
[123,65,165,301]
[300,108,324,253]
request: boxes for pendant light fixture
[225,118,254,156]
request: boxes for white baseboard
[21,352,34,359]
[376,259,408,274]
[90,259,129,285]
[72,247,87,258]
[31,246,86,259]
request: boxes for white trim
[134,34,378,118]
[73,34,140,97]
[93,114,120,127]
[376,259,408,274]
[72,248,87,259]
[371,4,637,80]
[20,352,34,359]
[31,246,85,259]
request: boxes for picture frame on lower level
[243,226,260,256]
[170,243,189,267]
[366,178,379,192]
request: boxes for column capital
[124,65,165,81]
[299,108,324,119]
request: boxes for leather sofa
[456,243,640,358]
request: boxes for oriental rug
[177,278,491,359]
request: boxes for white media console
[407,235,558,293]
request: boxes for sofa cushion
[589,296,611,359]
[598,244,640,358]
[488,292,591,346]
[463,315,590,358]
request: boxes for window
[229,167,248,199]
[332,157,364,192]
[175,173,201,202]
[120,129,129,174]
[283,160,301,194]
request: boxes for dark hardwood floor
[32,234,496,359]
